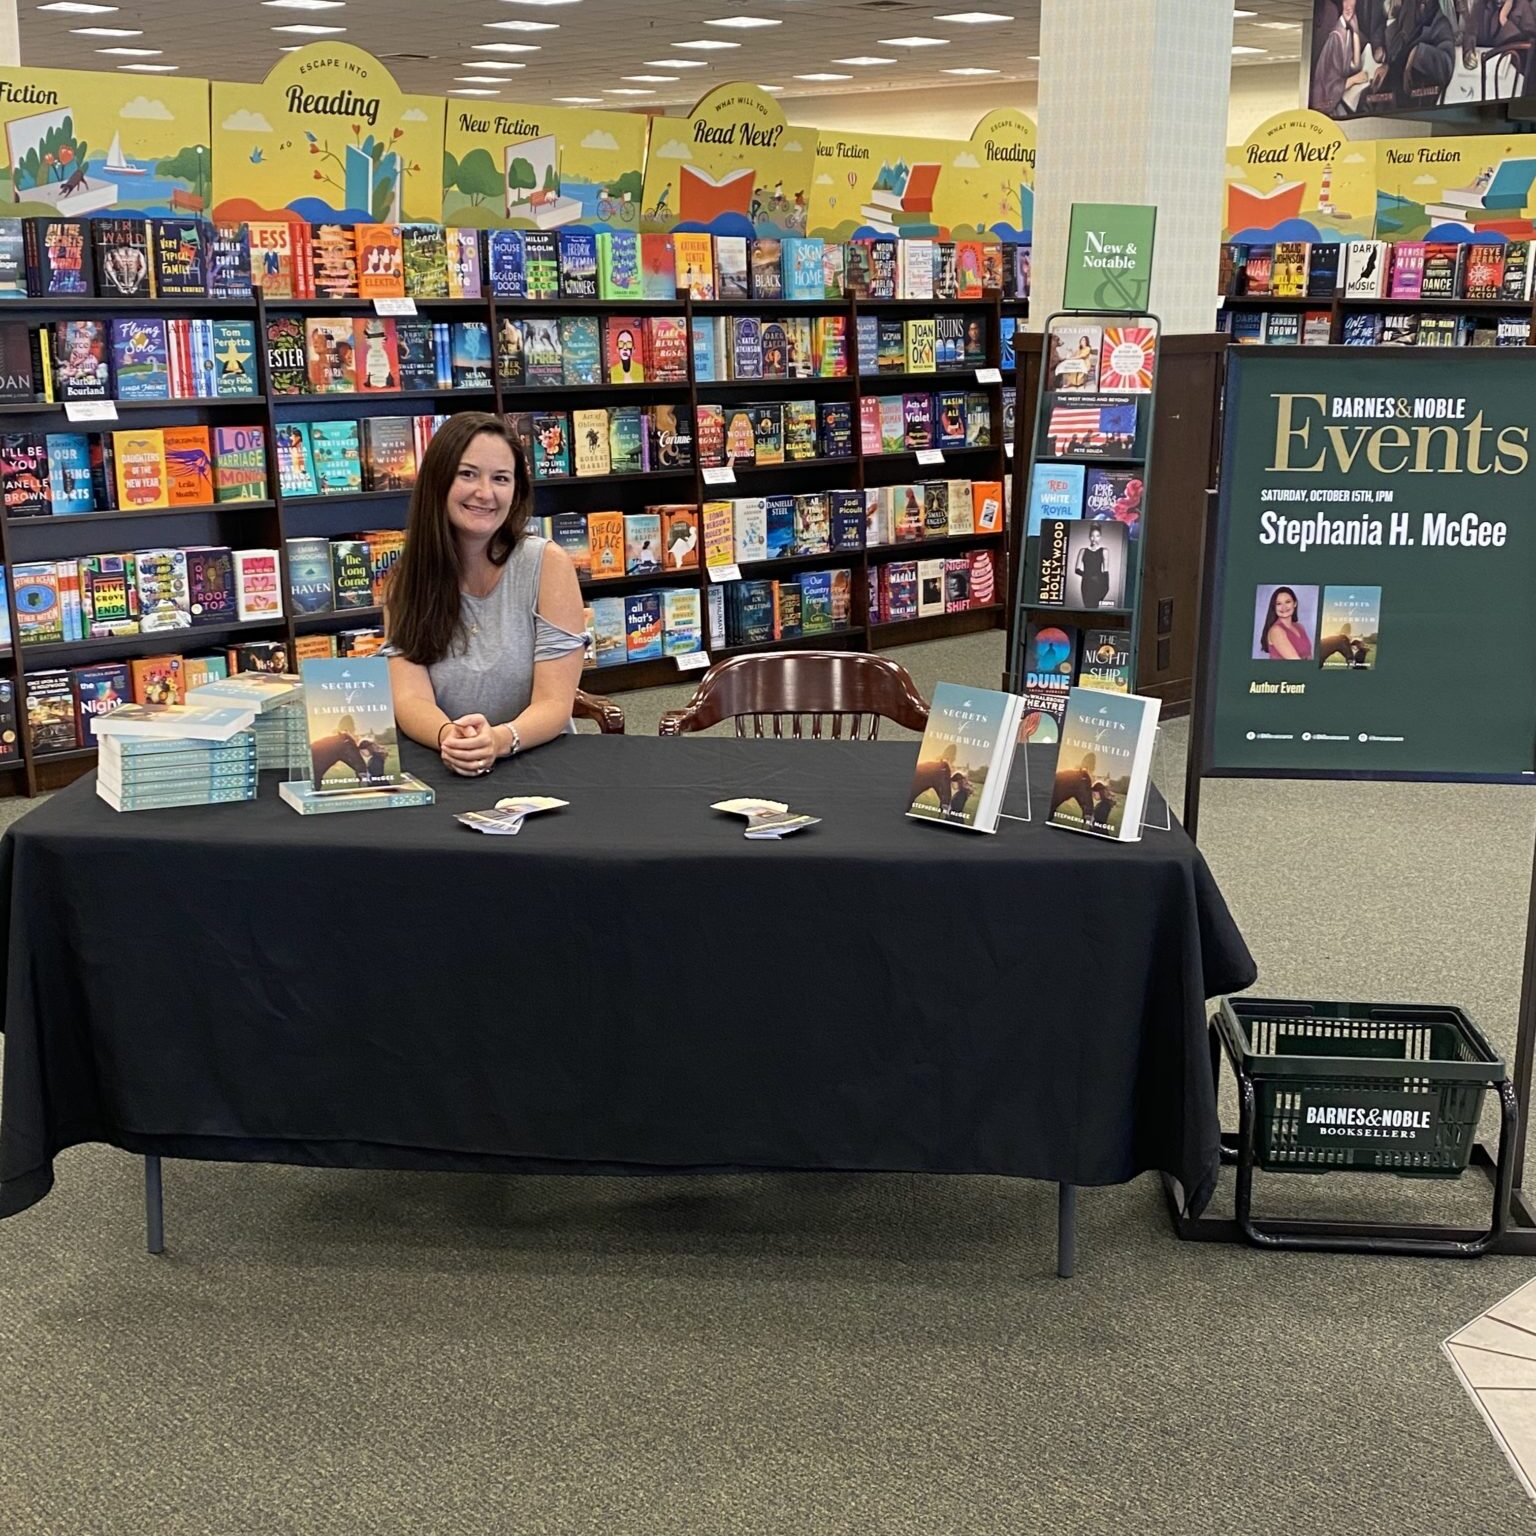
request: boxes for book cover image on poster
[905,681,1026,834]
[1049,688,1161,842]
[1252,584,1319,662]
[1041,395,1141,459]
[1318,585,1381,669]
[1047,322,1101,392]
[1064,520,1128,611]
[300,656,401,789]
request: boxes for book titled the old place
[906,681,1027,835]
[1048,688,1161,842]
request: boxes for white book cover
[917,557,946,617]
[732,497,768,564]
[904,239,935,300]
[1048,687,1161,842]
[90,703,256,743]
[946,479,975,536]
[1342,240,1388,299]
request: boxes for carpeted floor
[2,631,1535,1536]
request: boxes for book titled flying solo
[1048,687,1161,842]
[906,681,1027,835]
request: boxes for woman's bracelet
[500,722,521,757]
[437,721,454,748]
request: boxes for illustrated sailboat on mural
[104,131,147,177]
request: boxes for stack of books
[185,672,309,773]
[90,702,258,813]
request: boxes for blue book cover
[829,489,865,551]
[110,317,170,400]
[45,432,94,513]
[735,580,775,644]
[856,314,880,376]
[1027,462,1085,537]
[624,591,663,662]
[299,655,402,789]
[590,596,625,667]
[765,494,796,558]
[1000,316,1017,370]
[212,320,258,398]
[451,321,492,388]
[487,229,526,299]
[559,315,601,386]
[800,569,833,633]
[782,237,826,301]
[691,317,718,383]
[557,229,599,299]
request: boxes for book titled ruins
[906,681,1027,835]
[1048,688,1161,842]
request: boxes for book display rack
[0,245,1017,794]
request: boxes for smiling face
[446,431,519,547]
[1275,588,1297,620]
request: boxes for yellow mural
[1223,109,1372,242]
[211,44,444,226]
[640,83,816,237]
[1374,135,1536,242]
[0,66,211,219]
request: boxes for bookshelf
[1,278,1017,791]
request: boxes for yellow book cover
[905,318,936,373]
[113,429,168,510]
[673,233,716,300]
[587,510,625,580]
[572,409,612,478]
[702,500,735,567]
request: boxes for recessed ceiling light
[645,58,707,67]
[1255,19,1302,27]
[879,36,951,47]
[38,2,118,11]
[118,62,178,70]
[794,72,851,81]
[504,0,581,6]
[703,15,782,26]
[624,74,679,82]
[472,41,540,51]
[833,55,895,65]
[271,22,346,32]
[461,59,524,68]
[483,17,559,29]
[449,88,499,96]
[71,26,142,35]
[605,87,654,95]
[1231,43,1265,53]
[1233,8,1256,15]
[758,83,784,91]
[943,66,1000,74]
[96,45,161,54]
[456,75,512,83]
[672,39,741,50]
[553,96,605,103]
[934,10,1014,20]
[263,0,345,9]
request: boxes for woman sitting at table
[384,411,585,777]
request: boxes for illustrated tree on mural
[14,116,89,193]
[506,154,538,202]
[443,147,504,207]
[306,124,417,219]
[156,145,211,205]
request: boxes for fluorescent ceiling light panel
[624,74,679,81]
[473,42,540,51]
[645,58,707,67]
[271,22,346,32]
[96,45,161,54]
[1231,44,1265,53]
[672,39,741,50]
[833,55,895,65]
[605,87,654,95]
[794,72,851,81]
[758,83,784,91]
[71,26,142,34]
[1255,19,1302,27]
[263,0,345,9]
[119,62,178,70]
[38,2,119,11]
[461,60,524,68]
[934,10,1015,21]
[450,88,499,95]
[1233,8,1256,15]
[456,76,511,83]
[703,16,782,26]
[553,95,604,102]
[483,18,560,29]
[879,36,951,47]
[943,66,1000,74]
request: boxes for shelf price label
[64,400,118,423]
[676,650,711,673]
[374,297,418,317]
[915,448,945,467]
[709,563,743,584]
[1005,441,1015,457]
[975,367,1003,385]
[702,465,736,486]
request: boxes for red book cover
[604,316,647,384]
[644,315,689,383]
[353,316,401,392]
[354,225,406,300]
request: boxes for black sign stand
[1171,414,1536,1256]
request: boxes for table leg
[145,1155,164,1256]
[1057,1182,1076,1279]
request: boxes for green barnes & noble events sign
[1063,202,1156,312]
[1204,348,1536,783]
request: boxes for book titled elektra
[906,681,1027,835]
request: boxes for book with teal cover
[211,320,259,398]
[300,655,401,790]
[1048,687,1161,841]
[1026,462,1085,537]
[906,681,1027,834]
[559,315,602,385]
[45,433,94,513]
[276,421,318,498]
[309,420,363,496]
[280,773,434,814]
[608,407,645,475]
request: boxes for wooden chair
[573,688,625,734]
[658,652,929,740]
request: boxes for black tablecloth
[0,736,1255,1219]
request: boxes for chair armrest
[573,689,626,735]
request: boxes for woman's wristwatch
[498,722,521,758]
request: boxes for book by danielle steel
[300,655,402,790]
[1048,687,1161,842]
[906,681,1027,835]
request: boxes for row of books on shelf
[270,316,490,395]
[1044,319,1159,395]
[1218,307,1532,347]
[715,568,856,649]
[853,312,994,376]
[13,215,1032,308]
[1222,237,1535,303]
[1020,620,1132,712]
[868,552,996,625]
[276,412,438,497]
[286,533,400,615]
[5,547,283,643]
[857,390,996,456]
[2,422,266,516]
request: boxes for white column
[1031,0,1234,331]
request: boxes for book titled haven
[1048,688,1161,842]
[906,681,1027,835]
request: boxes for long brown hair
[385,412,533,665]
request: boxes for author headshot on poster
[382,413,585,777]
[1253,583,1318,660]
